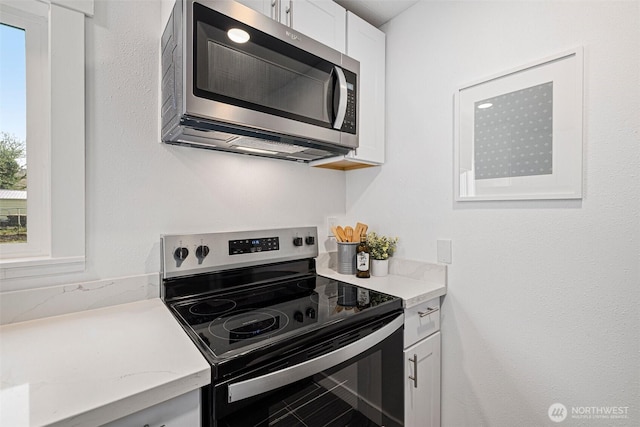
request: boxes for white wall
[2,0,345,291]
[347,1,639,425]
[83,0,346,279]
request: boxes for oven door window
[193,2,337,129]
[213,327,403,427]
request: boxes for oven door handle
[227,314,404,403]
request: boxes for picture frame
[454,47,584,201]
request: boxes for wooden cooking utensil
[354,222,368,241]
[354,223,363,241]
[344,226,354,242]
[336,226,347,243]
[331,226,342,242]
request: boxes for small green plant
[366,232,398,260]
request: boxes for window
[0,2,49,259]
[0,0,91,283]
[0,24,28,243]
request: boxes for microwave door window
[194,9,334,129]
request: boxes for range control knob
[174,247,189,261]
[196,245,210,259]
[306,307,316,319]
[305,236,315,245]
[294,310,304,323]
[293,237,303,247]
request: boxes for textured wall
[347,1,639,425]
[82,0,346,279]
[2,0,345,291]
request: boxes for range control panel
[161,227,318,279]
[229,237,279,255]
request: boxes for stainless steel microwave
[161,0,359,162]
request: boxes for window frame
[0,2,51,259]
[0,0,91,283]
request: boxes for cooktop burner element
[211,308,289,342]
[189,299,237,316]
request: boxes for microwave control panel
[341,69,357,135]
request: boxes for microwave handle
[332,66,348,130]
[227,314,403,403]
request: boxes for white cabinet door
[404,332,441,427]
[344,11,385,165]
[282,0,346,53]
[103,389,201,427]
[310,11,386,170]
[238,0,345,53]
[235,0,275,18]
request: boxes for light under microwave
[161,0,359,162]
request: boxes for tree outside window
[0,23,27,243]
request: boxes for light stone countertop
[316,253,447,308]
[0,255,445,426]
[0,298,210,427]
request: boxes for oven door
[206,313,404,427]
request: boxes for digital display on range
[229,237,279,255]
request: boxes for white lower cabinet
[404,332,441,427]
[403,298,441,427]
[103,389,201,427]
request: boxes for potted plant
[366,232,398,276]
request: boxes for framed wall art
[454,47,584,201]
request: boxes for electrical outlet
[327,217,338,237]
[437,239,452,264]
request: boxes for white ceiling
[334,0,420,27]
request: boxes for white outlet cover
[437,239,452,264]
[327,217,338,237]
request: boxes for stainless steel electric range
[161,227,404,427]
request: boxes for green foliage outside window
[0,131,26,190]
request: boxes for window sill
[0,256,85,279]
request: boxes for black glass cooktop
[169,275,400,360]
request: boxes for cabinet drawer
[404,297,440,348]
[103,390,200,427]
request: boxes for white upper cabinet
[236,0,387,170]
[312,10,386,170]
[344,11,385,165]
[235,0,275,19]
[237,0,345,52]
[281,0,346,53]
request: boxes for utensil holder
[337,242,359,274]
